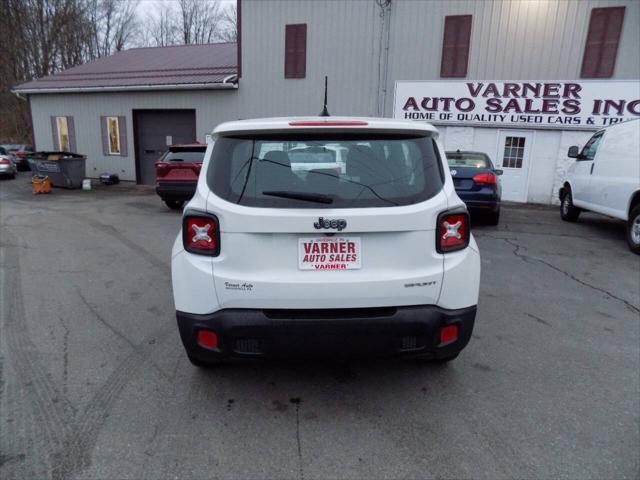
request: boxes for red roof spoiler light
[288,120,369,127]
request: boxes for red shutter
[285,24,307,79]
[440,15,472,78]
[581,7,625,78]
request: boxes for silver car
[0,146,18,178]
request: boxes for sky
[135,0,236,18]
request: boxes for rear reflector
[182,212,220,256]
[197,330,218,349]
[439,325,459,345]
[288,120,369,126]
[436,210,470,253]
[472,173,497,184]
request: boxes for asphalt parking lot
[1,173,638,480]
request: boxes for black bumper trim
[177,305,476,361]
[156,181,196,201]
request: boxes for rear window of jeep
[207,133,444,208]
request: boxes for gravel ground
[1,173,638,480]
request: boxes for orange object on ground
[32,175,52,194]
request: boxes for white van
[559,119,640,254]
[171,117,480,366]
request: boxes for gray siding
[30,90,238,181]
[238,0,383,117]
[238,0,640,117]
[27,0,640,186]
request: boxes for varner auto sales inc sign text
[393,81,640,129]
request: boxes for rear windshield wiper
[262,190,333,204]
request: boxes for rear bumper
[457,191,500,212]
[0,164,15,175]
[156,181,197,201]
[177,305,476,361]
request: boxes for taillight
[182,212,220,256]
[472,173,497,184]
[436,210,470,253]
[0,157,9,165]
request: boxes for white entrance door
[497,130,533,202]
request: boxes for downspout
[12,91,34,147]
[376,0,392,117]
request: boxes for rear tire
[187,353,223,368]
[486,209,500,226]
[560,188,580,222]
[164,199,184,210]
[627,205,640,255]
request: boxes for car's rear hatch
[450,166,483,191]
[447,152,495,192]
[204,127,448,309]
[156,146,205,183]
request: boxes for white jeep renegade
[171,117,480,366]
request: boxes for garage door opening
[133,109,197,185]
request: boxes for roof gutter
[11,81,238,95]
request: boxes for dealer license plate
[298,237,361,270]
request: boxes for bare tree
[218,3,237,42]
[0,0,88,142]
[0,0,234,142]
[0,0,141,142]
[142,3,178,47]
[85,0,140,57]
[111,1,140,52]
[178,0,224,45]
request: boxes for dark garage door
[134,110,197,185]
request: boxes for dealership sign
[394,81,640,129]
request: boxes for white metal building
[13,0,640,204]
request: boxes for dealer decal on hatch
[224,282,254,291]
[299,237,361,270]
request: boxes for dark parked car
[155,144,207,210]
[2,144,33,171]
[446,150,502,225]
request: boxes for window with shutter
[55,116,70,151]
[581,7,625,78]
[106,117,121,155]
[98,116,127,156]
[440,15,472,78]
[285,24,307,79]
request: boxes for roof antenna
[319,76,330,116]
